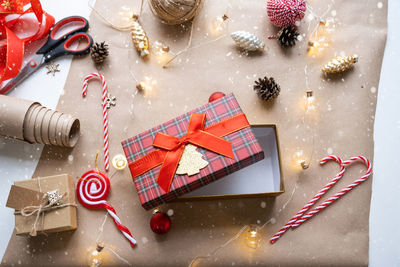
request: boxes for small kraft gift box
[122,93,265,210]
[6,174,77,236]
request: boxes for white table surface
[0,0,398,265]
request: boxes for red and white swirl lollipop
[77,170,137,247]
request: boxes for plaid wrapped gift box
[121,93,264,210]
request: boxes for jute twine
[14,177,77,236]
[148,0,204,25]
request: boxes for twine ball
[148,0,204,25]
[266,0,307,28]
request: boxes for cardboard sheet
[2,0,387,265]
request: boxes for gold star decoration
[1,0,14,10]
[45,62,60,76]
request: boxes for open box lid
[181,125,284,199]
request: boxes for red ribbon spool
[0,0,55,88]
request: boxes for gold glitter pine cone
[322,55,358,74]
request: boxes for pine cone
[253,76,280,102]
[90,42,109,64]
[277,26,299,47]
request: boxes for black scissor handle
[37,16,89,54]
[43,32,93,63]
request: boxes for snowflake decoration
[45,62,60,76]
[1,0,13,10]
[105,93,116,109]
[47,190,63,206]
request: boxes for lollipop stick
[104,203,137,247]
[77,170,136,247]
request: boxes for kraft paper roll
[0,95,80,148]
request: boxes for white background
[0,0,398,265]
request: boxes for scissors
[0,16,93,95]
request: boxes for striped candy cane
[270,155,345,244]
[82,73,110,171]
[291,156,372,228]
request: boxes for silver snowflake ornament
[105,93,116,109]
[47,190,63,206]
[45,62,60,76]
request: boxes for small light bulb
[89,242,104,267]
[118,6,136,26]
[137,76,157,94]
[246,225,260,249]
[305,90,315,112]
[112,154,127,170]
[210,14,229,36]
[294,150,309,170]
[152,40,171,65]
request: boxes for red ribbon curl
[0,0,54,88]
[129,113,250,193]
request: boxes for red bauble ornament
[208,92,226,102]
[150,210,171,235]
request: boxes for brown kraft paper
[2,0,387,266]
[0,94,80,147]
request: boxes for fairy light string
[294,64,317,170]
[88,0,145,31]
[162,5,232,67]
[306,1,335,56]
[188,185,297,267]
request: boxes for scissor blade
[0,54,44,95]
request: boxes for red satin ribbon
[129,113,251,193]
[0,0,54,87]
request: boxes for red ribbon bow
[129,112,250,193]
[0,0,54,87]
[153,113,234,192]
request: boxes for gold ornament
[322,55,358,74]
[130,15,149,57]
[231,31,265,52]
[176,144,209,176]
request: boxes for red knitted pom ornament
[267,0,307,28]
